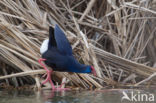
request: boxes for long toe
[42,70,52,85]
[42,75,49,85]
[54,82,70,91]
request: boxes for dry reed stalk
[0,70,46,80]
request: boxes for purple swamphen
[39,24,96,90]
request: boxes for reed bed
[0,0,156,90]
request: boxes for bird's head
[85,65,97,76]
[90,66,97,76]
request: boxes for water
[0,89,155,103]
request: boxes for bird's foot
[49,80,70,91]
[42,69,57,90]
[53,82,70,91]
[42,69,53,85]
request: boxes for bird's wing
[54,24,72,55]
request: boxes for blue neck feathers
[66,56,91,73]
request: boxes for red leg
[38,58,56,90]
[38,58,70,91]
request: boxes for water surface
[0,89,155,103]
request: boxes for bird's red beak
[91,66,97,76]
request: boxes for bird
[38,24,96,90]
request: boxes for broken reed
[0,0,156,89]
